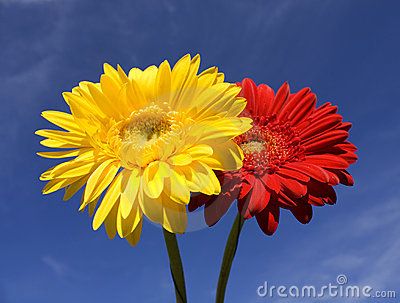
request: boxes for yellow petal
[63,91,106,121]
[162,194,188,234]
[196,67,218,96]
[37,149,81,159]
[40,139,80,149]
[195,85,241,120]
[42,177,80,195]
[164,169,190,204]
[41,111,84,134]
[125,219,143,246]
[117,197,142,238]
[191,82,231,116]
[120,168,140,219]
[201,141,243,171]
[226,97,247,117]
[83,159,120,204]
[174,54,200,111]
[216,72,225,83]
[156,60,171,103]
[170,54,191,107]
[39,150,97,181]
[138,187,163,225]
[104,201,119,239]
[88,197,99,217]
[135,65,158,102]
[87,83,121,119]
[126,80,148,109]
[189,161,221,195]
[168,153,192,166]
[128,67,143,80]
[63,175,89,201]
[100,74,121,102]
[35,129,88,146]
[103,63,122,84]
[185,144,213,160]
[190,117,252,144]
[51,159,98,179]
[117,64,129,83]
[142,161,168,199]
[92,172,123,230]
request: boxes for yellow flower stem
[163,228,187,303]
[215,213,245,303]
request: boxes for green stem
[163,228,187,303]
[215,213,245,303]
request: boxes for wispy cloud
[41,255,69,277]
[248,193,400,303]
[350,197,400,236]
[300,196,399,301]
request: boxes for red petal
[256,205,280,235]
[309,195,324,206]
[339,141,357,152]
[277,167,310,183]
[285,162,330,183]
[308,182,337,205]
[237,195,252,219]
[238,178,269,218]
[239,174,255,198]
[320,144,358,165]
[278,87,311,121]
[251,177,267,200]
[324,169,340,185]
[330,169,355,186]
[261,174,280,193]
[299,114,342,139]
[256,84,274,116]
[277,190,299,207]
[239,78,257,115]
[278,175,307,198]
[287,93,316,126]
[239,182,252,199]
[305,154,349,169]
[290,203,313,224]
[249,184,270,215]
[309,102,338,120]
[269,82,289,115]
[342,152,358,164]
[337,122,352,131]
[304,130,348,152]
[188,193,211,211]
[204,189,238,226]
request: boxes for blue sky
[0,0,399,302]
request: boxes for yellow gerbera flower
[36,54,252,246]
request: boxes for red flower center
[235,116,305,175]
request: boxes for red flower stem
[163,228,188,303]
[215,213,245,303]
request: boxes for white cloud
[306,197,400,301]
[351,197,400,235]
[322,254,366,271]
[41,255,69,277]
[250,195,400,303]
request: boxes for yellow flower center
[122,104,173,147]
[240,141,265,154]
[234,121,305,175]
[118,104,181,168]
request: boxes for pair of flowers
[37,54,356,302]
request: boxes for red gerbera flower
[189,78,357,235]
